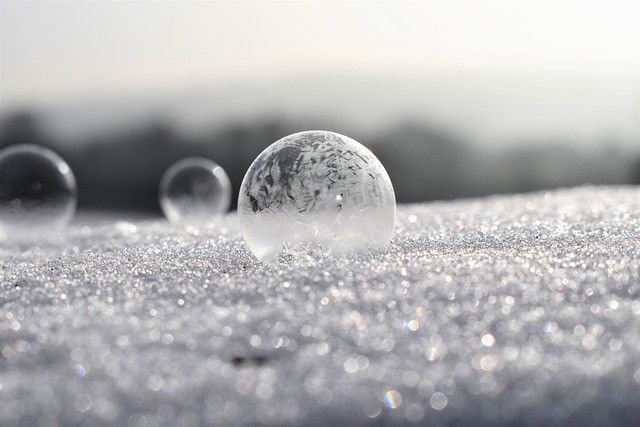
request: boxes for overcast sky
[0,0,638,146]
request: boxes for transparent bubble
[0,144,77,233]
[159,157,231,224]
[238,130,396,262]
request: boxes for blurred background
[1,0,638,213]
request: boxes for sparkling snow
[1,186,639,426]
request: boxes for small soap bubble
[159,157,231,224]
[238,130,396,262]
[0,144,77,233]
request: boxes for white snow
[1,186,639,426]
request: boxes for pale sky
[0,0,638,145]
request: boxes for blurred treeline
[1,112,638,212]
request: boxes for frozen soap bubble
[238,130,396,262]
[0,144,77,233]
[159,157,231,224]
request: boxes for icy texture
[159,158,231,224]
[0,144,77,233]
[1,186,639,426]
[238,131,396,262]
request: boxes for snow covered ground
[1,186,639,426]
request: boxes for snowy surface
[1,186,639,427]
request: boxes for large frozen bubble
[238,130,396,262]
[0,144,77,233]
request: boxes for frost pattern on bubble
[238,130,396,262]
[159,157,231,224]
[0,144,77,233]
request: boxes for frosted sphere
[0,144,77,232]
[238,131,396,262]
[159,157,231,224]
